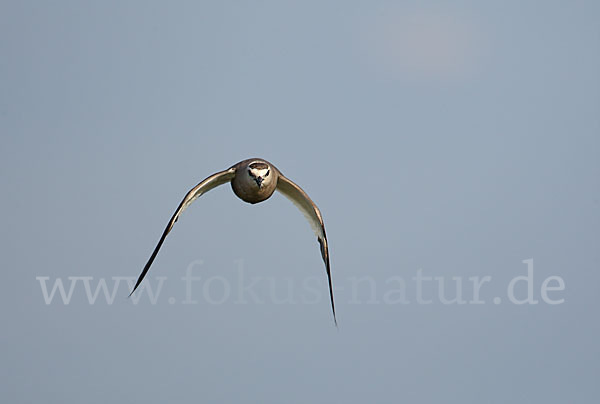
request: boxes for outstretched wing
[276,173,337,326]
[130,167,236,296]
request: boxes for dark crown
[249,162,269,170]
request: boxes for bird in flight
[130,158,336,325]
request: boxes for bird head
[247,162,271,188]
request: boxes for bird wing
[130,167,237,295]
[276,173,337,326]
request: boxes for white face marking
[249,167,269,178]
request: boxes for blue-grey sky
[1,1,598,403]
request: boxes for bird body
[130,158,337,325]
[231,159,278,204]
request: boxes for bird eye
[265,169,270,177]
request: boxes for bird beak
[255,177,264,187]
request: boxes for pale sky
[1,1,599,403]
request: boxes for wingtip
[128,281,143,298]
[128,281,141,298]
